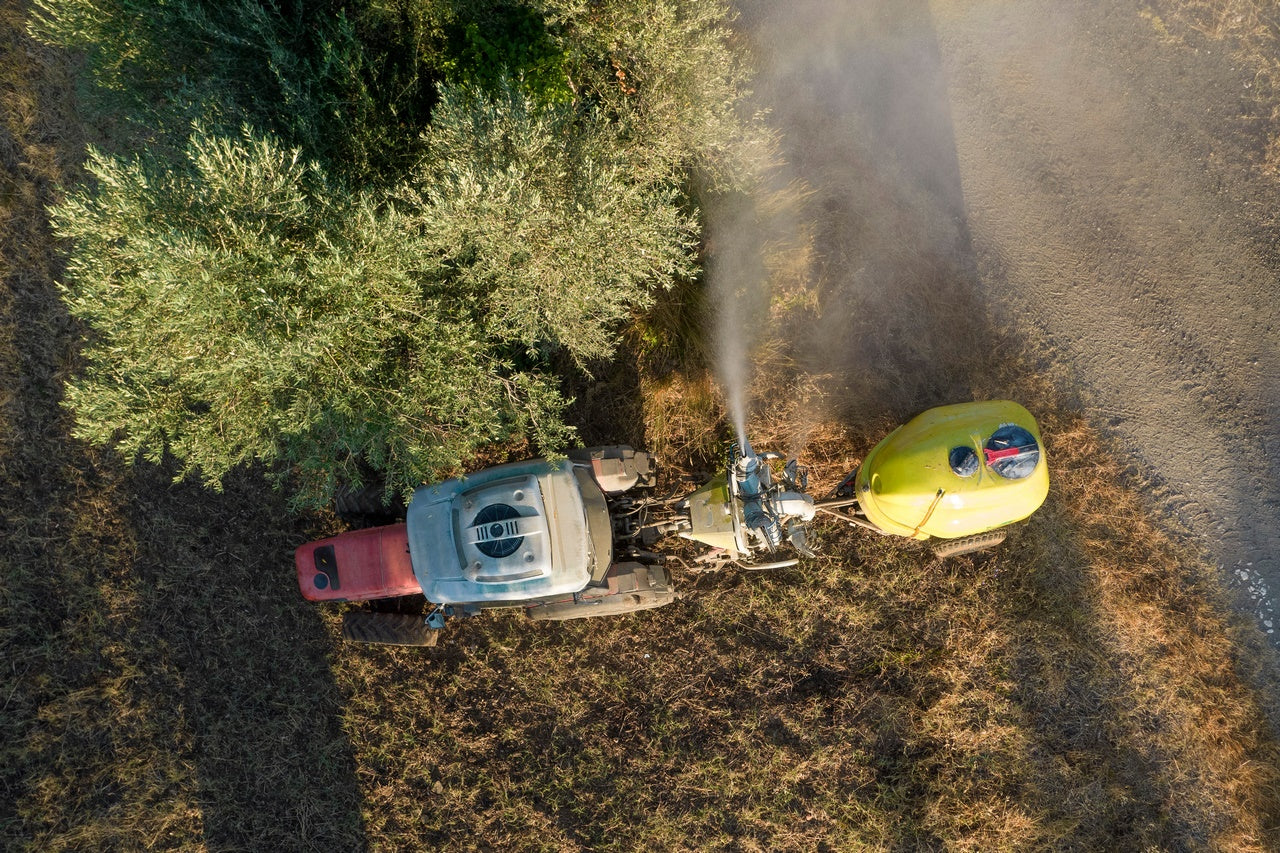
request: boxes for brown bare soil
[932,0,1280,642]
[3,0,1280,851]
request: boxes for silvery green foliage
[29,0,408,179]
[40,0,758,506]
[536,0,771,189]
[55,92,695,505]
[57,127,512,504]
[406,81,698,367]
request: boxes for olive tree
[41,0,757,505]
[56,86,695,504]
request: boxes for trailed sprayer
[297,400,1048,645]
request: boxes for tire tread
[932,529,1008,559]
[341,610,440,646]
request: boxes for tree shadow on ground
[0,13,366,848]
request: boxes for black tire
[341,610,439,646]
[932,530,1008,559]
[334,483,405,525]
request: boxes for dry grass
[4,0,1280,850]
[316,395,1280,851]
[1142,0,1280,177]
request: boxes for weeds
[4,1,1280,852]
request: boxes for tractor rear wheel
[341,610,439,646]
[932,530,1008,559]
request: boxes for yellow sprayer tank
[854,401,1049,540]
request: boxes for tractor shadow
[125,465,369,850]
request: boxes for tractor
[296,400,1048,645]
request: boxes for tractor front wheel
[341,610,440,646]
[334,482,405,527]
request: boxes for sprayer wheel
[932,530,1008,559]
[341,610,440,646]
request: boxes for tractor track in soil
[933,0,1280,639]
[736,0,1280,643]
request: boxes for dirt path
[931,0,1280,638]
[735,0,1280,642]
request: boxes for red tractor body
[297,523,421,602]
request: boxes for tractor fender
[568,446,655,494]
[524,562,673,621]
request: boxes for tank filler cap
[949,446,980,477]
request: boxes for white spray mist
[705,193,770,454]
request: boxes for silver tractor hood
[405,459,595,604]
